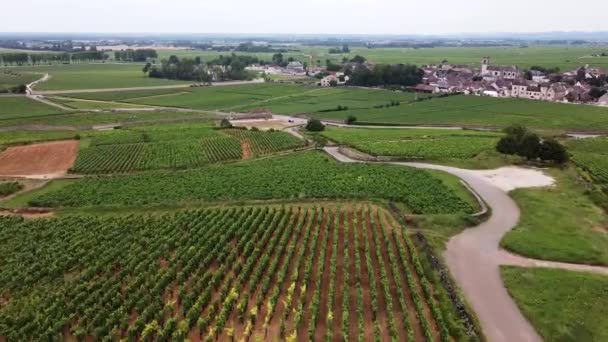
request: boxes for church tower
[481,57,490,75]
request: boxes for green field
[501,168,608,265]
[568,137,608,185]
[0,110,217,128]
[0,205,469,341]
[28,151,474,214]
[156,46,608,71]
[71,124,304,174]
[502,266,608,341]
[322,126,503,166]
[308,95,608,131]
[47,97,150,110]
[61,84,608,130]
[0,64,192,91]
[0,96,66,120]
[0,71,41,91]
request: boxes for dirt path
[324,146,544,342]
[241,140,252,160]
[32,79,264,95]
[27,94,73,111]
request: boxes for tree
[503,124,528,139]
[305,118,325,132]
[349,55,366,64]
[220,118,233,128]
[539,139,569,164]
[342,45,350,53]
[496,135,519,155]
[517,133,541,160]
[329,79,338,87]
[142,62,152,74]
[345,115,357,125]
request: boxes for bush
[345,115,357,125]
[219,118,233,129]
[305,119,325,132]
[539,138,569,164]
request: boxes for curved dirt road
[324,146,543,342]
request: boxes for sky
[2,0,608,35]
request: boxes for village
[415,57,608,105]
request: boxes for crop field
[309,95,608,131]
[0,110,218,129]
[63,84,608,130]
[156,46,608,70]
[237,87,423,114]
[112,83,313,110]
[71,124,304,174]
[323,127,502,161]
[0,96,67,120]
[59,88,191,102]
[0,71,40,91]
[46,97,150,110]
[0,64,191,91]
[29,151,474,214]
[0,204,466,341]
[568,137,608,184]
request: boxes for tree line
[0,51,107,66]
[114,49,158,62]
[144,54,257,82]
[347,64,424,88]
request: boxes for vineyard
[322,127,501,161]
[0,181,23,197]
[32,152,474,214]
[0,204,463,341]
[71,124,304,174]
[568,137,608,184]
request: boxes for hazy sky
[3,0,608,34]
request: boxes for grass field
[28,151,474,214]
[46,97,151,110]
[0,204,470,341]
[0,96,66,120]
[322,126,504,167]
[502,266,608,341]
[0,64,192,91]
[0,71,41,91]
[501,168,608,265]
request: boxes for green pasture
[0,96,67,120]
[502,266,608,342]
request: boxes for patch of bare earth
[241,140,252,160]
[0,140,79,179]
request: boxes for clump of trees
[146,55,212,82]
[496,125,569,164]
[328,45,350,54]
[208,54,258,81]
[348,64,423,88]
[0,51,107,66]
[345,115,357,125]
[114,49,157,62]
[305,119,325,132]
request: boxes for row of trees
[0,51,107,66]
[114,49,158,62]
[496,125,568,163]
[347,64,424,87]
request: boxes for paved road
[324,146,542,342]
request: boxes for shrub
[345,115,357,125]
[219,118,233,129]
[539,138,569,164]
[305,119,325,132]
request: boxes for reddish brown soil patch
[241,140,252,160]
[0,140,79,179]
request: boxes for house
[285,61,305,74]
[481,57,519,81]
[320,73,349,87]
[414,84,438,93]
